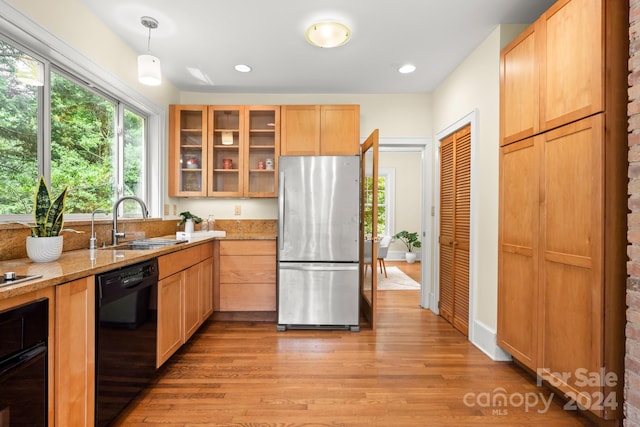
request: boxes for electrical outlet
[173,204,177,215]
[163,204,169,215]
[234,205,241,216]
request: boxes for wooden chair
[364,235,393,277]
[377,235,392,277]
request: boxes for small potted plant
[394,230,421,263]
[177,211,202,233]
[26,176,68,262]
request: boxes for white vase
[185,218,194,233]
[405,252,417,264]
[26,235,63,263]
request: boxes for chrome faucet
[112,196,149,246]
[89,208,108,249]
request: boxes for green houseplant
[26,176,68,262]
[30,175,68,237]
[177,211,203,227]
[177,211,202,233]
[394,230,421,263]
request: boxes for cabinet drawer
[159,243,212,279]
[219,240,275,256]
[219,283,275,311]
[220,255,275,284]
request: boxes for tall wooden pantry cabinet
[497,0,627,423]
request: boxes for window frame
[378,167,396,238]
[0,5,165,221]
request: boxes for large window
[0,38,148,217]
[363,168,395,237]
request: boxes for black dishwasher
[95,258,158,427]
[0,298,48,426]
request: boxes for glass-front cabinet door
[245,106,280,197]
[168,105,207,197]
[208,106,244,197]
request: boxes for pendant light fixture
[138,16,161,86]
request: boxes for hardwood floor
[114,284,596,426]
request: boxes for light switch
[234,205,241,216]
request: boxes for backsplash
[0,219,276,261]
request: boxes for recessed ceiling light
[305,21,351,48]
[398,64,416,74]
[234,64,252,73]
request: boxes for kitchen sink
[103,238,188,250]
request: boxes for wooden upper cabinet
[500,24,538,146]
[321,105,360,155]
[280,105,320,155]
[169,105,280,198]
[168,105,208,197]
[244,106,280,197]
[208,105,245,197]
[281,104,360,155]
[500,0,621,145]
[540,0,603,131]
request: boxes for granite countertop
[0,232,276,301]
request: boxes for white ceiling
[80,0,555,94]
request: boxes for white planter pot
[26,235,63,263]
[185,218,195,233]
[405,252,417,264]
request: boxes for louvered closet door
[439,124,471,336]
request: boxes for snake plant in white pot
[26,176,68,262]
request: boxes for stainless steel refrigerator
[277,155,360,331]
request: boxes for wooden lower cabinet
[199,257,214,322]
[497,137,539,369]
[498,115,625,421]
[183,263,201,341]
[216,240,276,313]
[157,243,214,367]
[157,272,183,367]
[54,277,95,427]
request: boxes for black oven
[95,258,158,427]
[0,298,48,426]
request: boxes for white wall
[431,24,527,347]
[379,151,422,254]
[7,0,180,107]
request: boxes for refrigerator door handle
[279,264,358,272]
[278,171,285,251]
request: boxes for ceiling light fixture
[234,64,252,73]
[138,16,161,86]
[398,64,416,74]
[305,21,351,48]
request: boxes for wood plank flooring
[114,269,596,427]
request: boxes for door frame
[432,110,478,341]
[374,137,432,309]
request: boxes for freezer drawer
[277,263,359,331]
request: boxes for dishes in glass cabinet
[185,158,199,169]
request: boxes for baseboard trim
[471,319,512,362]
[386,250,422,261]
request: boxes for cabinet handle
[278,172,285,251]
